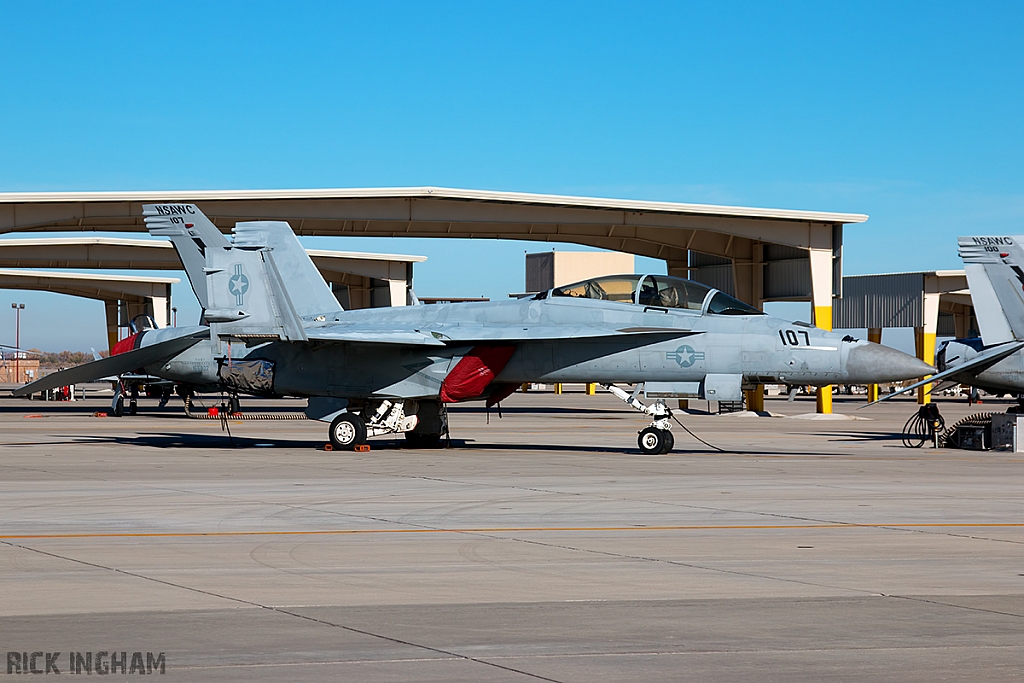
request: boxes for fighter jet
[16,204,934,453]
[876,235,1024,404]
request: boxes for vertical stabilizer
[143,204,230,309]
[232,221,344,318]
[959,236,1024,343]
[204,245,308,343]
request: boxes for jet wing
[305,324,700,346]
[865,340,1024,406]
[12,332,207,397]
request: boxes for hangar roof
[0,186,868,224]
[0,268,177,303]
[0,236,426,284]
[0,236,426,265]
[0,186,866,307]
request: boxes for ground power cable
[671,413,734,453]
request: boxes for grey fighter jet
[16,204,933,453]
[878,235,1024,403]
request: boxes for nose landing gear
[604,384,676,454]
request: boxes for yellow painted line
[2,523,1024,540]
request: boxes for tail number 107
[779,329,810,346]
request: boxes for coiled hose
[902,404,946,448]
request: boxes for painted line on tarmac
[3,522,1024,540]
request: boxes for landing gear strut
[111,382,125,417]
[604,384,675,454]
[325,399,423,451]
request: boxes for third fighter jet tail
[870,235,1024,404]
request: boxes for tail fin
[203,221,346,344]
[143,203,230,309]
[203,239,308,343]
[232,221,344,318]
[958,235,1024,343]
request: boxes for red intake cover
[111,332,144,357]
[440,345,516,403]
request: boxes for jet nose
[845,342,935,383]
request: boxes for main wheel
[638,427,666,455]
[329,413,367,451]
[228,396,241,415]
[129,400,138,416]
[112,395,124,418]
[659,430,675,454]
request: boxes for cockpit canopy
[548,274,763,315]
[129,314,159,333]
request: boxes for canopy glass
[549,274,763,315]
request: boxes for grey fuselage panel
[141,296,930,401]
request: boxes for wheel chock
[94,412,108,418]
[354,444,371,452]
[322,443,334,451]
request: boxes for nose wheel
[638,427,674,455]
[603,384,676,454]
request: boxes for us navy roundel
[228,263,249,306]
[667,344,705,368]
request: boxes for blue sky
[1,1,1022,350]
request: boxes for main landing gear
[329,413,367,450]
[326,399,449,451]
[603,384,675,454]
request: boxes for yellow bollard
[521,383,530,393]
[915,327,936,405]
[745,385,765,413]
[866,328,882,403]
[585,383,596,395]
[553,383,563,395]
[814,304,833,414]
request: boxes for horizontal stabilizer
[308,328,446,345]
[12,332,206,397]
[864,339,1024,407]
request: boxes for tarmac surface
[1,387,1023,681]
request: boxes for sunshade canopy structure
[0,187,869,412]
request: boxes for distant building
[525,251,635,293]
[1,356,39,383]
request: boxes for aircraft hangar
[0,186,867,413]
[835,270,974,403]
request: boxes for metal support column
[809,244,834,414]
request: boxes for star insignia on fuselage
[666,344,705,368]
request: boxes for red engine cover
[440,345,516,403]
[111,332,144,357]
